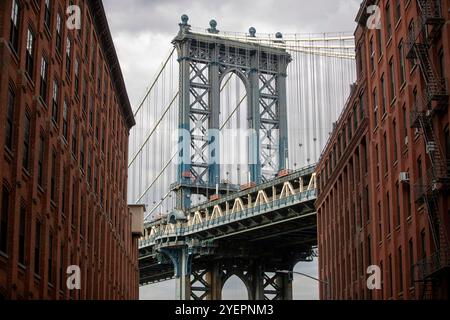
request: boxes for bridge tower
[173,15,291,210]
[165,15,293,300]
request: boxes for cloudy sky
[102,0,361,300]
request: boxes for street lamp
[276,270,330,299]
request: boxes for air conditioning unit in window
[399,172,410,183]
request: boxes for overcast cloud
[102,0,361,300]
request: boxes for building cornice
[87,0,136,129]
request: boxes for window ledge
[399,81,407,92]
[4,146,13,163]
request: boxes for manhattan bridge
[128,15,356,300]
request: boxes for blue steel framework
[173,15,291,211]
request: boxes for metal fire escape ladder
[407,1,450,290]
[417,0,445,41]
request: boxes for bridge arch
[219,67,250,90]
[221,273,251,300]
[219,70,250,185]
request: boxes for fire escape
[407,0,450,298]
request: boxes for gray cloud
[103,0,360,107]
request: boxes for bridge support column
[276,272,293,300]
[206,262,222,300]
[161,247,193,300]
[176,247,192,300]
[250,262,265,300]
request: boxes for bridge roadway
[138,164,318,300]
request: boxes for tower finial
[249,27,256,37]
[208,19,219,34]
[179,14,191,33]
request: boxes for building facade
[0,0,139,299]
[317,0,450,299]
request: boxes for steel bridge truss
[139,165,317,300]
[174,19,291,209]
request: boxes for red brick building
[317,0,450,299]
[0,0,140,299]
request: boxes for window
[48,233,53,284]
[91,44,96,76]
[25,28,35,77]
[34,220,41,274]
[395,182,400,227]
[5,88,15,150]
[363,138,368,174]
[9,0,20,52]
[59,244,64,290]
[377,201,382,241]
[80,196,84,236]
[389,57,395,101]
[0,186,10,254]
[74,58,80,95]
[369,37,375,72]
[408,21,416,69]
[87,150,92,184]
[393,120,398,161]
[395,0,401,24]
[398,41,406,85]
[405,185,412,218]
[380,261,384,298]
[38,135,45,187]
[44,0,51,29]
[365,186,370,221]
[402,105,408,141]
[56,13,62,54]
[82,77,87,113]
[61,170,67,215]
[66,37,72,76]
[89,96,94,127]
[383,132,388,172]
[377,29,383,57]
[63,101,68,140]
[353,105,358,131]
[385,3,392,40]
[381,74,386,115]
[96,111,100,140]
[398,246,403,293]
[388,254,393,298]
[23,113,31,170]
[50,151,56,202]
[101,127,105,152]
[80,135,85,170]
[373,88,378,128]
[438,48,445,78]
[376,144,380,183]
[40,56,48,101]
[445,126,450,161]
[417,156,423,181]
[420,229,426,259]
[360,242,364,276]
[408,239,414,287]
[18,205,26,265]
[347,118,352,142]
[72,119,77,156]
[51,79,59,122]
[359,92,365,120]
[72,182,77,226]
[386,192,391,234]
